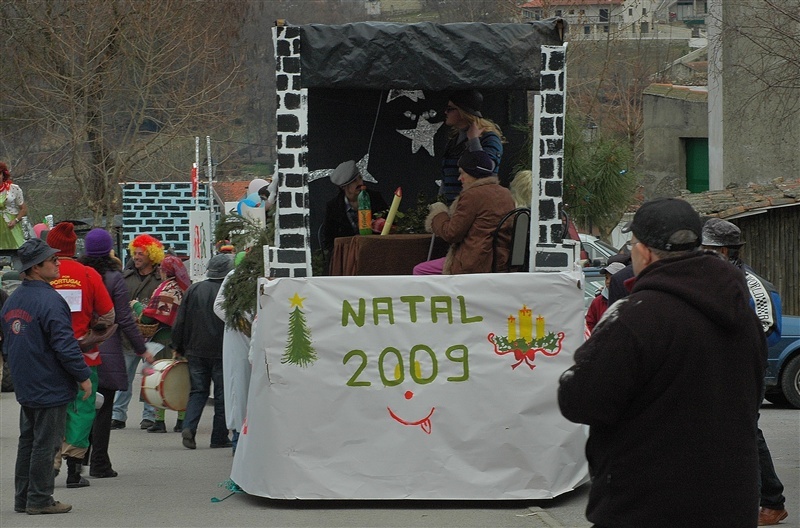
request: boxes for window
[584,25,591,34]
[599,8,609,22]
[556,10,562,16]
[629,8,633,16]
[643,8,647,15]
[569,9,575,15]
[603,25,609,33]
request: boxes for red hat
[47,222,78,257]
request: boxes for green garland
[214,212,274,337]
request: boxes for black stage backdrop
[307,88,529,252]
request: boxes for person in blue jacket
[2,238,92,515]
[702,217,787,526]
[439,90,504,203]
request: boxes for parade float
[230,18,590,500]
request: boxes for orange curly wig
[128,234,165,265]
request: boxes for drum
[141,359,189,411]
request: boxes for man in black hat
[1,239,92,515]
[558,198,767,528]
[321,159,388,265]
[702,217,787,526]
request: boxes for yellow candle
[380,187,402,235]
[519,305,533,341]
[507,315,516,341]
[536,315,545,339]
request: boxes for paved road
[1,373,797,527]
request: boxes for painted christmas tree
[282,293,317,367]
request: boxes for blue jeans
[182,356,228,445]
[112,354,155,423]
[15,404,67,510]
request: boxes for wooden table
[329,234,449,275]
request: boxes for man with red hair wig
[110,234,165,431]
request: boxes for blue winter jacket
[1,280,91,408]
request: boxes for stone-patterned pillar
[269,23,311,277]
[533,44,576,271]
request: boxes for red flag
[191,163,198,197]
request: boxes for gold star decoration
[289,292,306,309]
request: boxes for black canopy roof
[299,19,565,91]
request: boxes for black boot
[66,457,90,488]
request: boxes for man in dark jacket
[702,217,787,526]
[2,239,92,515]
[558,198,766,528]
[173,253,233,450]
[322,159,388,261]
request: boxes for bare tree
[708,0,800,117]
[0,0,246,223]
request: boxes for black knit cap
[458,151,494,178]
[622,198,701,252]
[449,89,483,117]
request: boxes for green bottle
[358,188,372,235]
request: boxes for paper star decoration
[289,292,306,309]
[386,89,425,103]
[308,154,377,184]
[396,111,442,157]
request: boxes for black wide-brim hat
[16,238,59,272]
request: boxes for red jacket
[585,293,608,334]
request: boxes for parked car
[582,266,605,309]
[765,315,800,408]
[578,234,618,266]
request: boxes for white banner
[231,272,589,499]
[188,210,211,283]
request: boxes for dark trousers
[183,356,228,445]
[86,387,116,473]
[15,404,68,510]
[758,426,786,509]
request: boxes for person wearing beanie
[111,233,165,431]
[701,218,787,526]
[47,222,116,489]
[0,162,29,250]
[173,254,234,450]
[439,90,504,203]
[79,229,154,478]
[414,150,515,275]
[585,261,626,335]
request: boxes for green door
[685,138,709,193]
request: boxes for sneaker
[89,468,118,478]
[173,419,183,432]
[110,420,126,430]
[147,421,167,433]
[140,419,155,430]
[182,429,196,450]
[27,501,72,515]
[66,476,90,488]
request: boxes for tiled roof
[213,180,250,204]
[521,0,620,7]
[678,178,800,219]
